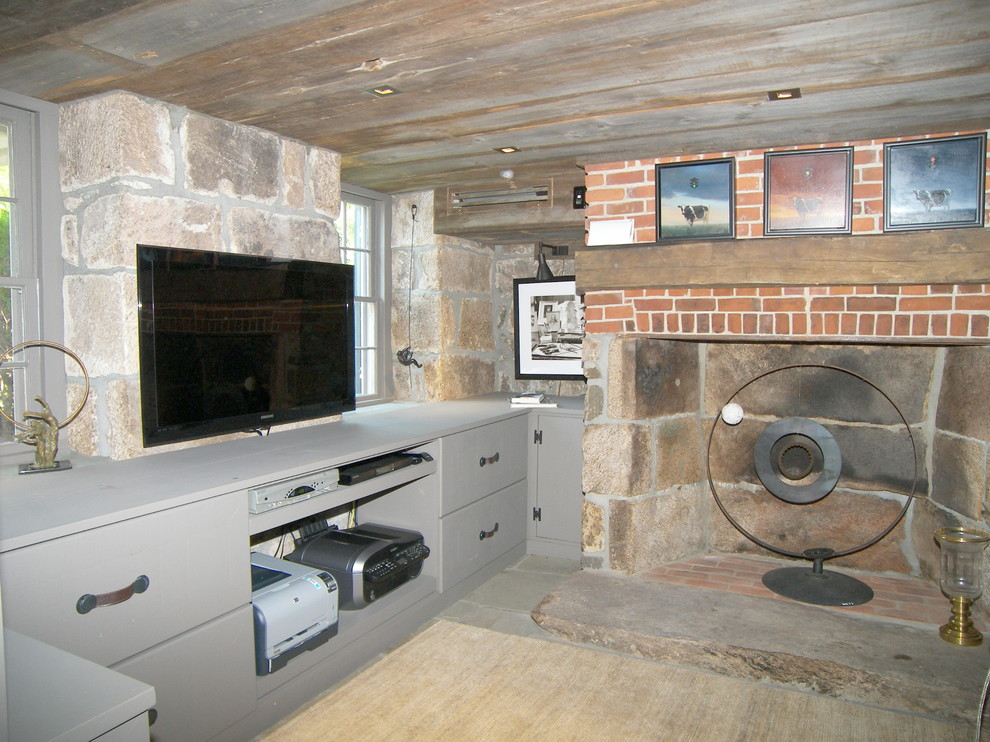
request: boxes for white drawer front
[441,416,527,514]
[0,493,249,666]
[440,480,526,591]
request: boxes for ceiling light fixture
[767,88,802,101]
[366,85,400,97]
[496,146,519,154]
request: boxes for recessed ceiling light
[366,86,400,97]
[496,146,520,154]
[767,88,802,101]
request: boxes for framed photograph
[883,133,986,231]
[764,147,853,235]
[655,158,735,241]
[513,276,585,380]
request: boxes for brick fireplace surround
[576,132,990,620]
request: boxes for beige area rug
[258,620,969,742]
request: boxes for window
[340,184,390,404]
[0,90,63,462]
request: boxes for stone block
[608,486,708,574]
[60,91,174,191]
[309,147,341,218]
[582,500,605,552]
[63,273,137,377]
[582,422,652,497]
[656,416,704,489]
[439,246,492,294]
[584,385,604,421]
[581,334,603,380]
[932,432,986,521]
[709,485,911,572]
[106,378,144,461]
[424,355,495,401]
[396,293,452,355]
[282,140,306,210]
[457,297,494,351]
[391,192,430,248]
[65,381,99,457]
[227,208,338,262]
[704,343,934,425]
[183,112,280,202]
[937,346,990,441]
[79,193,221,269]
[607,337,698,419]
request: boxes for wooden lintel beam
[575,229,990,293]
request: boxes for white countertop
[0,394,582,553]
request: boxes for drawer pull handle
[76,575,150,615]
[479,452,500,467]
[479,522,499,541]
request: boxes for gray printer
[250,552,339,675]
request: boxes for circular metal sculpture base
[762,549,874,606]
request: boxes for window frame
[340,183,392,406]
[0,89,65,466]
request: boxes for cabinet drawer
[0,493,249,667]
[114,605,256,742]
[441,416,527,514]
[439,480,526,591]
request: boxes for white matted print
[513,277,585,380]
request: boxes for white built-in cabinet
[527,401,584,559]
[0,394,583,742]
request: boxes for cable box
[338,453,416,485]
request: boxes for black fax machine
[250,552,339,676]
[286,523,430,610]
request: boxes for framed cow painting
[883,134,986,232]
[764,147,853,235]
[655,158,735,241]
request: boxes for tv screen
[137,244,356,447]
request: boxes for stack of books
[508,392,557,408]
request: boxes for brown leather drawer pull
[76,575,150,615]
[479,522,499,541]
[479,452,500,467]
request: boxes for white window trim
[0,89,65,466]
[341,183,392,406]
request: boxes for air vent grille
[451,185,549,208]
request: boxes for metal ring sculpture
[0,340,90,470]
[706,364,918,563]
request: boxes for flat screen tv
[137,244,356,447]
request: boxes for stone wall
[389,193,585,401]
[60,90,343,460]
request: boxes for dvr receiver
[286,523,430,610]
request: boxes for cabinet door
[534,413,583,544]
[441,416,527,514]
[439,480,526,591]
[114,606,256,742]
[0,493,249,667]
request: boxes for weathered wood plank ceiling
[1,0,988,194]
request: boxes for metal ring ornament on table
[0,340,90,430]
[705,364,918,562]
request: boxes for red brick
[727,314,742,333]
[810,296,845,311]
[674,298,717,312]
[973,314,989,337]
[875,314,893,335]
[605,169,647,186]
[763,297,806,312]
[758,314,774,333]
[718,297,760,312]
[632,297,673,312]
[847,296,896,312]
[604,304,634,320]
[586,320,626,334]
[901,297,952,312]
[650,314,666,333]
[737,158,765,174]
[949,313,969,336]
[856,182,883,199]
[791,313,808,334]
[894,314,911,335]
[956,295,990,311]
[584,291,625,306]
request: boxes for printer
[286,523,430,610]
[250,552,339,676]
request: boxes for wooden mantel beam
[574,229,990,293]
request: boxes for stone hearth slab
[532,569,990,725]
